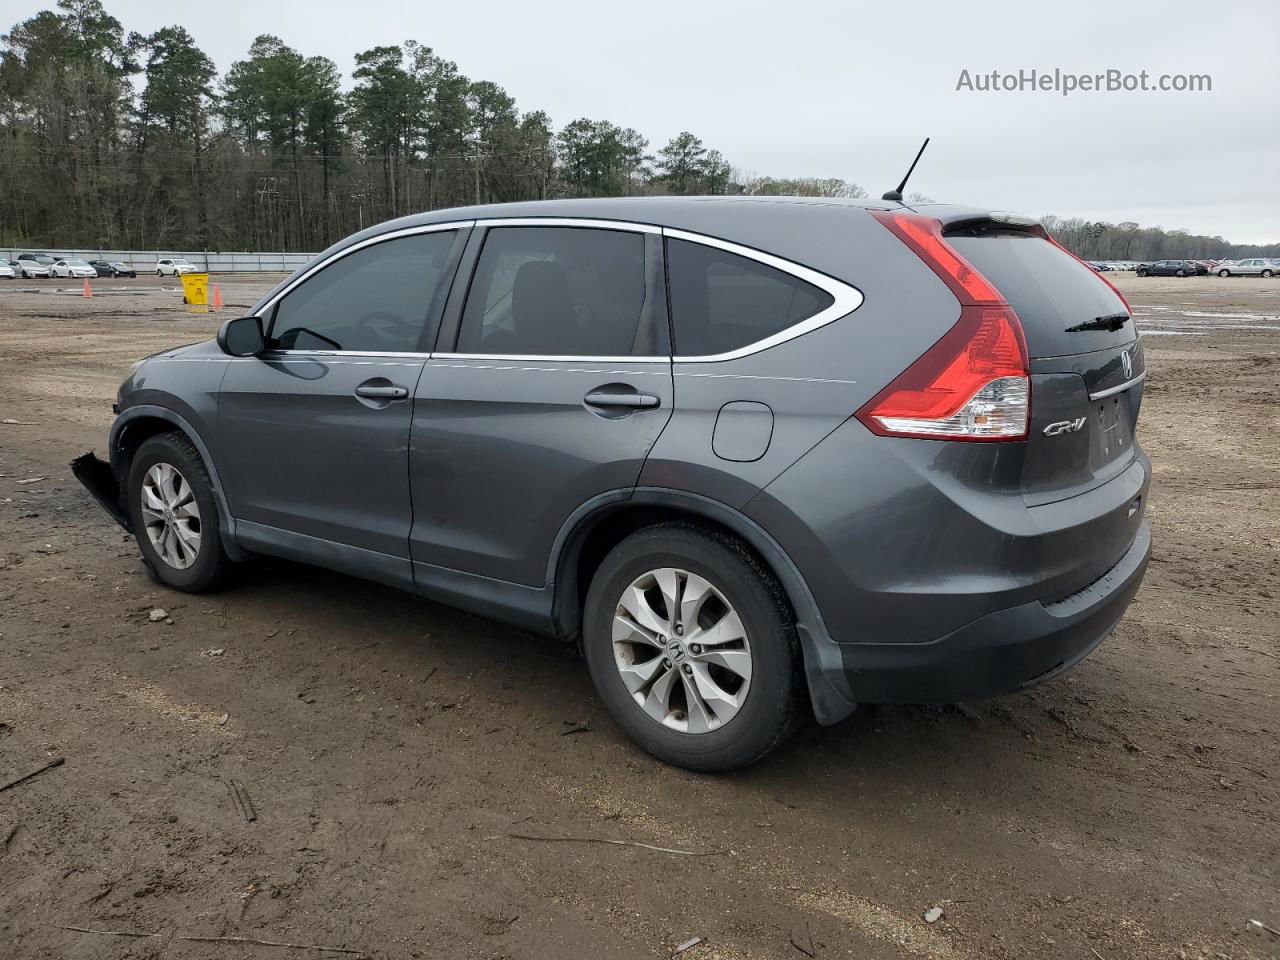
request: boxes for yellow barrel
[180,272,210,306]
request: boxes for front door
[218,226,466,573]
[409,222,673,587]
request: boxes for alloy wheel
[140,462,202,569]
[611,567,753,734]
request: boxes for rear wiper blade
[1065,313,1129,333]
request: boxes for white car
[50,257,98,279]
[156,257,197,276]
[1217,258,1275,277]
[0,262,15,279]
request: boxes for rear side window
[270,231,457,352]
[665,238,833,357]
[457,226,649,356]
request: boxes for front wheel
[582,523,801,771]
[126,432,231,592]
[1219,269,1230,277]
[1137,269,1148,277]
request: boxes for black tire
[1175,269,1186,277]
[1263,269,1274,278]
[126,432,231,592]
[1219,269,1230,277]
[1137,269,1147,277]
[582,522,801,771]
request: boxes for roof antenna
[881,137,930,202]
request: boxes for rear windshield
[947,230,1134,358]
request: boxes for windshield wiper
[1065,313,1129,333]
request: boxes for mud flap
[70,452,132,532]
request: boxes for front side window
[270,231,457,353]
[457,226,649,356]
[665,238,834,357]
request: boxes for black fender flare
[547,486,857,726]
[110,404,249,561]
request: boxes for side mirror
[217,315,266,357]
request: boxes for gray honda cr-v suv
[75,196,1151,770]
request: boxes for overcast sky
[40,0,1280,242]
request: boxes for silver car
[14,257,52,278]
[1216,258,1276,277]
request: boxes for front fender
[109,404,248,561]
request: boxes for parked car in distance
[50,257,99,279]
[1216,258,1275,277]
[13,256,51,278]
[89,260,137,278]
[156,257,197,276]
[1136,259,1197,277]
[75,197,1151,770]
[0,261,15,279]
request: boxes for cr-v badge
[1044,417,1087,436]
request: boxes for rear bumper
[828,520,1150,704]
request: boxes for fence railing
[2,249,317,274]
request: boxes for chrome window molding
[474,216,661,235]
[442,353,668,364]
[257,349,428,359]
[255,217,864,365]
[662,227,864,363]
[432,219,864,365]
[255,220,475,318]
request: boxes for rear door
[408,221,673,586]
[218,226,466,570]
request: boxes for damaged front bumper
[70,452,132,531]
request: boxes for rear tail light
[861,211,1029,441]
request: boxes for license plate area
[1091,392,1132,466]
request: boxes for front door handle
[584,391,660,409]
[355,383,409,400]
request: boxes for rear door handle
[584,391,660,409]
[355,383,408,400]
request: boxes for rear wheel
[582,523,800,771]
[126,433,230,592]
[1263,269,1274,278]
[1175,269,1186,277]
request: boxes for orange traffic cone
[82,278,92,297]
[211,283,223,311]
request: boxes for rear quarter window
[665,238,833,357]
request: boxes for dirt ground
[1,272,1277,960]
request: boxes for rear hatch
[939,216,1147,599]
